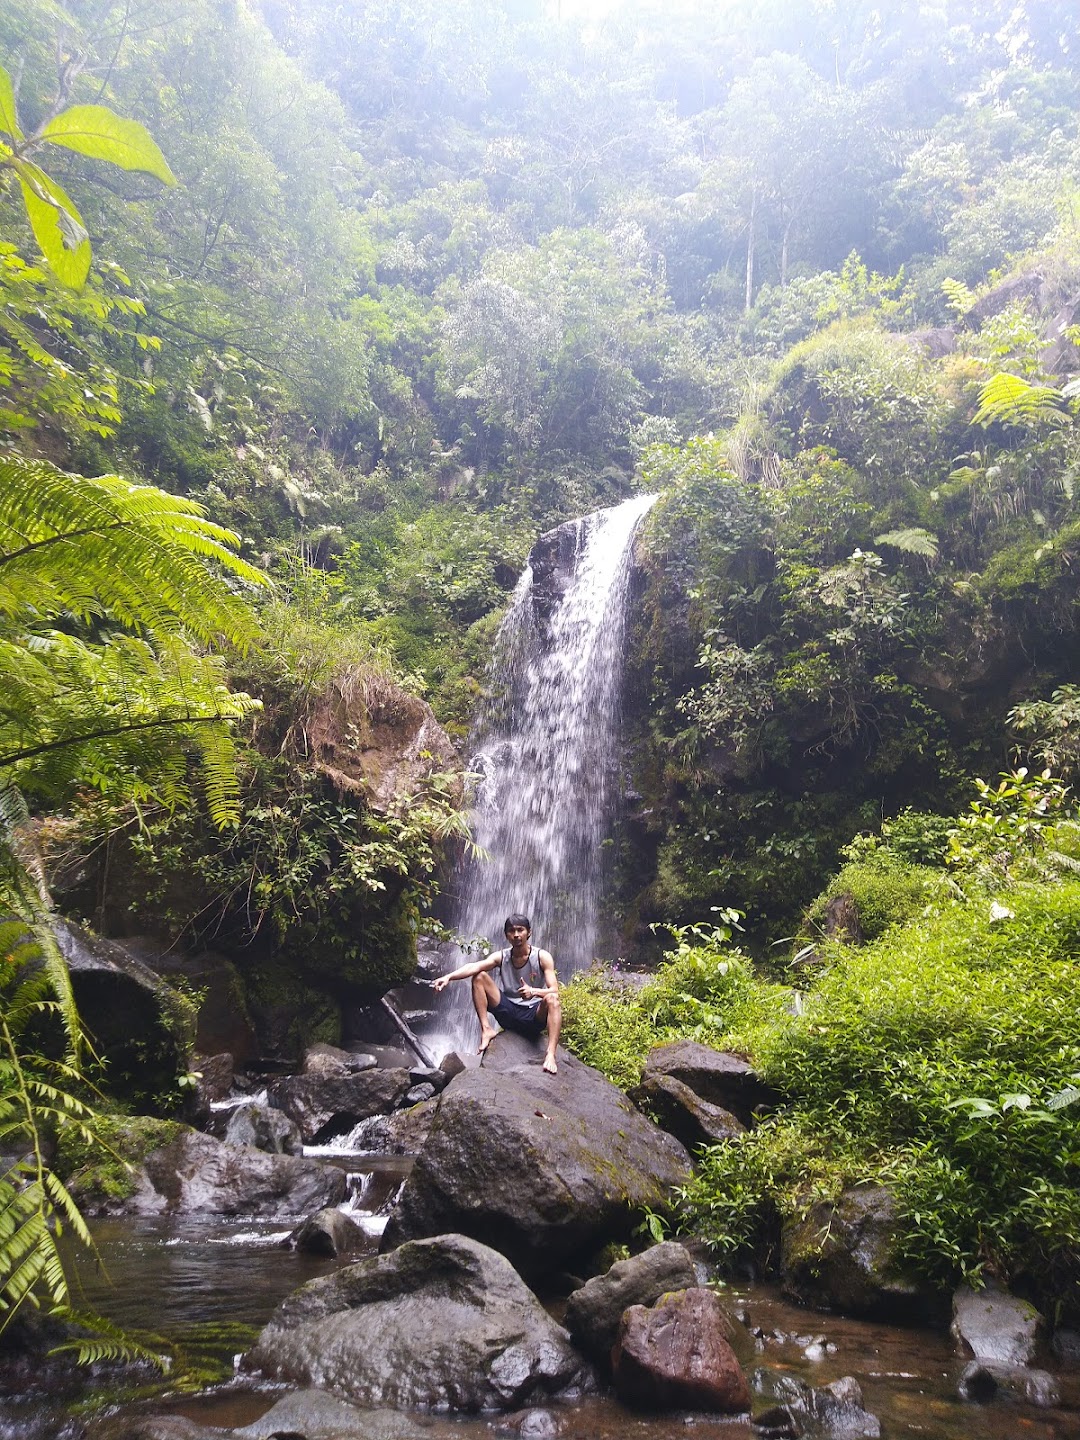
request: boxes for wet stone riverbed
[4,1167,1078,1440]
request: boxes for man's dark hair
[504,913,531,935]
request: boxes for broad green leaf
[40,105,175,185]
[13,161,90,290]
[0,65,22,141]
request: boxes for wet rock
[404,1082,437,1104]
[242,1233,590,1411]
[631,1072,746,1150]
[612,1287,751,1413]
[752,1373,881,1438]
[951,1281,1043,1365]
[72,1126,346,1217]
[439,1051,467,1080]
[493,1409,562,1437]
[55,921,194,1110]
[639,1041,779,1127]
[530,519,584,632]
[957,1360,1060,1407]
[382,1044,690,1280]
[190,1052,234,1109]
[409,1064,451,1092]
[223,1101,303,1156]
[86,1420,225,1440]
[288,1207,369,1257]
[563,1240,700,1361]
[267,1069,412,1142]
[233,1389,442,1439]
[781,1185,934,1321]
[302,1043,378,1078]
[1053,1327,1080,1364]
[373,1099,439,1154]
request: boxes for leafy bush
[680,882,1080,1308]
[562,916,790,1088]
[806,845,941,941]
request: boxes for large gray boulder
[637,1042,779,1127]
[781,1185,935,1321]
[382,1038,690,1279]
[288,1207,370,1258]
[71,1127,346,1218]
[87,1392,455,1440]
[222,1101,302,1155]
[563,1241,700,1361]
[267,1069,412,1142]
[951,1282,1043,1365]
[631,1072,745,1151]
[241,1233,590,1411]
[957,1361,1060,1408]
[235,1390,450,1439]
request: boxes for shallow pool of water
[7,1187,1078,1440]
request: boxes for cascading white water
[432,493,656,1050]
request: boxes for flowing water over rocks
[428,494,656,1053]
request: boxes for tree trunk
[744,186,757,312]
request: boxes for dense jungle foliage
[563,769,1080,1316]
[3,0,1080,1330]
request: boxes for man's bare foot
[542,1053,558,1074]
[477,1026,498,1055]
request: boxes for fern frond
[0,454,269,648]
[874,527,940,561]
[1047,1082,1080,1111]
[50,1310,169,1370]
[972,373,1069,430]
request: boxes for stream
[8,1145,1075,1440]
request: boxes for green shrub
[679,881,1080,1308]
[806,847,941,941]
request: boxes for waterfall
[429,492,656,1051]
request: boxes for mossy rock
[57,1115,183,1206]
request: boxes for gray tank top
[497,946,543,1005]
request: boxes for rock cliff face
[528,518,584,633]
[303,667,461,808]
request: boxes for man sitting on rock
[433,914,561,1073]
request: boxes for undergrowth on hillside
[562,776,1080,1312]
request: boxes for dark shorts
[490,993,547,1039]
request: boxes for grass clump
[806,844,942,941]
[565,775,1080,1313]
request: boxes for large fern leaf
[0,454,268,648]
[874,527,940,561]
[972,373,1069,430]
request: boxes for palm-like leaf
[0,453,268,826]
[0,455,266,645]
[874,527,940,562]
[972,373,1069,430]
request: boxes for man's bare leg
[472,972,500,1054]
[537,993,562,1074]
